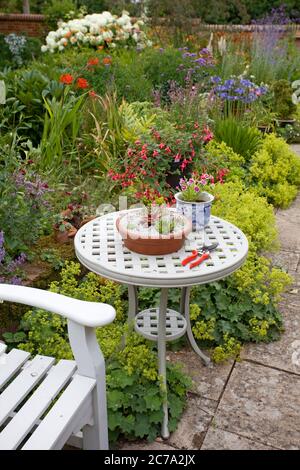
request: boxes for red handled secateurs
[181,243,219,269]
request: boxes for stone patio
[119,145,300,451]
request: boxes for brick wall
[0,14,47,37]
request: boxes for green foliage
[271,79,297,119]
[0,144,52,256]
[17,261,191,441]
[203,140,246,181]
[0,34,42,70]
[44,0,78,30]
[249,134,300,207]
[211,180,278,252]
[213,116,263,160]
[39,90,85,176]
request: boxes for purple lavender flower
[6,252,27,273]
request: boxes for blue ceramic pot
[175,191,214,231]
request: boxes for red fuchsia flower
[60,73,73,85]
[87,57,99,66]
[202,126,213,143]
[135,140,141,145]
[153,150,159,157]
[159,143,165,149]
[217,168,229,183]
[127,148,134,156]
[165,146,172,154]
[194,122,199,129]
[174,153,181,162]
[76,77,89,89]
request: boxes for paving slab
[276,194,300,253]
[119,440,176,451]
[212,361,300,450]
[168,348,233,401]
[168,395,217,450]
[241,304,300,374]
[290,144,300,156]
[271,250,300,274]
[201,427,275,450]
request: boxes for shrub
[249,134,300,208]
[203,140,246,181]
[271,79,297,120]
[211,180,278,252]
[213,116,263,160]
[17,261,191,442]
[42,11,150,54]
[0,151,53,257]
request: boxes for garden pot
[175,191,214,231]
[277,119,296,128]
[116,208,192,255]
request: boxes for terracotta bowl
[116,209,192,256]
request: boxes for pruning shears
[181,242,219,269]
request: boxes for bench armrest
[0,284,116,328]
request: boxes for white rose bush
[42,11,151,53]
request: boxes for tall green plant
[39,90,85,176]
[214,116,262,159]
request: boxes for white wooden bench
[0,284,116,450]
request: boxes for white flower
[42,10,150,53]
[58,45,64,51]
[41,45,48,52]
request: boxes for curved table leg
[158,288,170,439]
[181,287,211,367]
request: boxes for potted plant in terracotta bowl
[116,207,192,255]
[175,173,215,231]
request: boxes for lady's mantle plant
[17,262,191,442]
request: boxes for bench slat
[22,375,95,450]
[0,349,30,390]
[0,355,55,427]
[0,359,76,450]
[0,343,7,356]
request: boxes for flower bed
[1,14,300,442]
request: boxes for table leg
[127,285,138,322]
[158,288,169,439]
[181,287,211,367]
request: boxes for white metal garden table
[74,211,248,439]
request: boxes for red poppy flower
[103,57,112,66]
[76,77,89,89]
[60,74,73,85]
[87,57,99,67]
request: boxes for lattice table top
[74,211,248,288]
